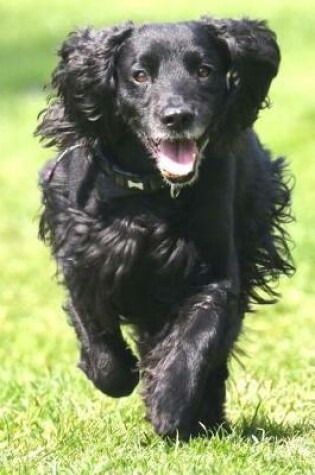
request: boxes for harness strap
[93,140,166,194]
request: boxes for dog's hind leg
[66,300,139,398]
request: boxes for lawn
[0,1,314,473]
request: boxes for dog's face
[116,23,228,184]
[42,19,280,187]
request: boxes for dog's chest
[81,203,204,321]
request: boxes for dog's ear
[36,23,133,147]
[54,23,134,121]
[204,18,280,130]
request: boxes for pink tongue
[157,140,198,177]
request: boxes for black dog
[36,18,294,439]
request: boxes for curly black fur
[36,17,294,439]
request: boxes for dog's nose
[161,107,194,130]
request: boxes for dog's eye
[197,65,212,79]
[133,70,149,84]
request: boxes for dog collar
[93,140,166,194]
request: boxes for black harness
[93,140,166,195]
[40,142,168,207]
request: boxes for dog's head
[38,19,280,186]
[115,22,229,184]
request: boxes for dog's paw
[144,353,198,438]
[148,394,229,439]
[79,347,139,398]
[148,408,192,439]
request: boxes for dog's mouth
[150,136,208,184]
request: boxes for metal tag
[127,179,144,190]
[170,185,180,199]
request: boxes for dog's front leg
[66,300,139,398]
[141,282,240,438]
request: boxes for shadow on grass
[239,415,312,443]
[140,415,312,447]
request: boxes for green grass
[0,1,314,473]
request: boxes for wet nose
[161,106,195,130]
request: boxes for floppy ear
[204,18,280,130]
[36,23,133,148]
